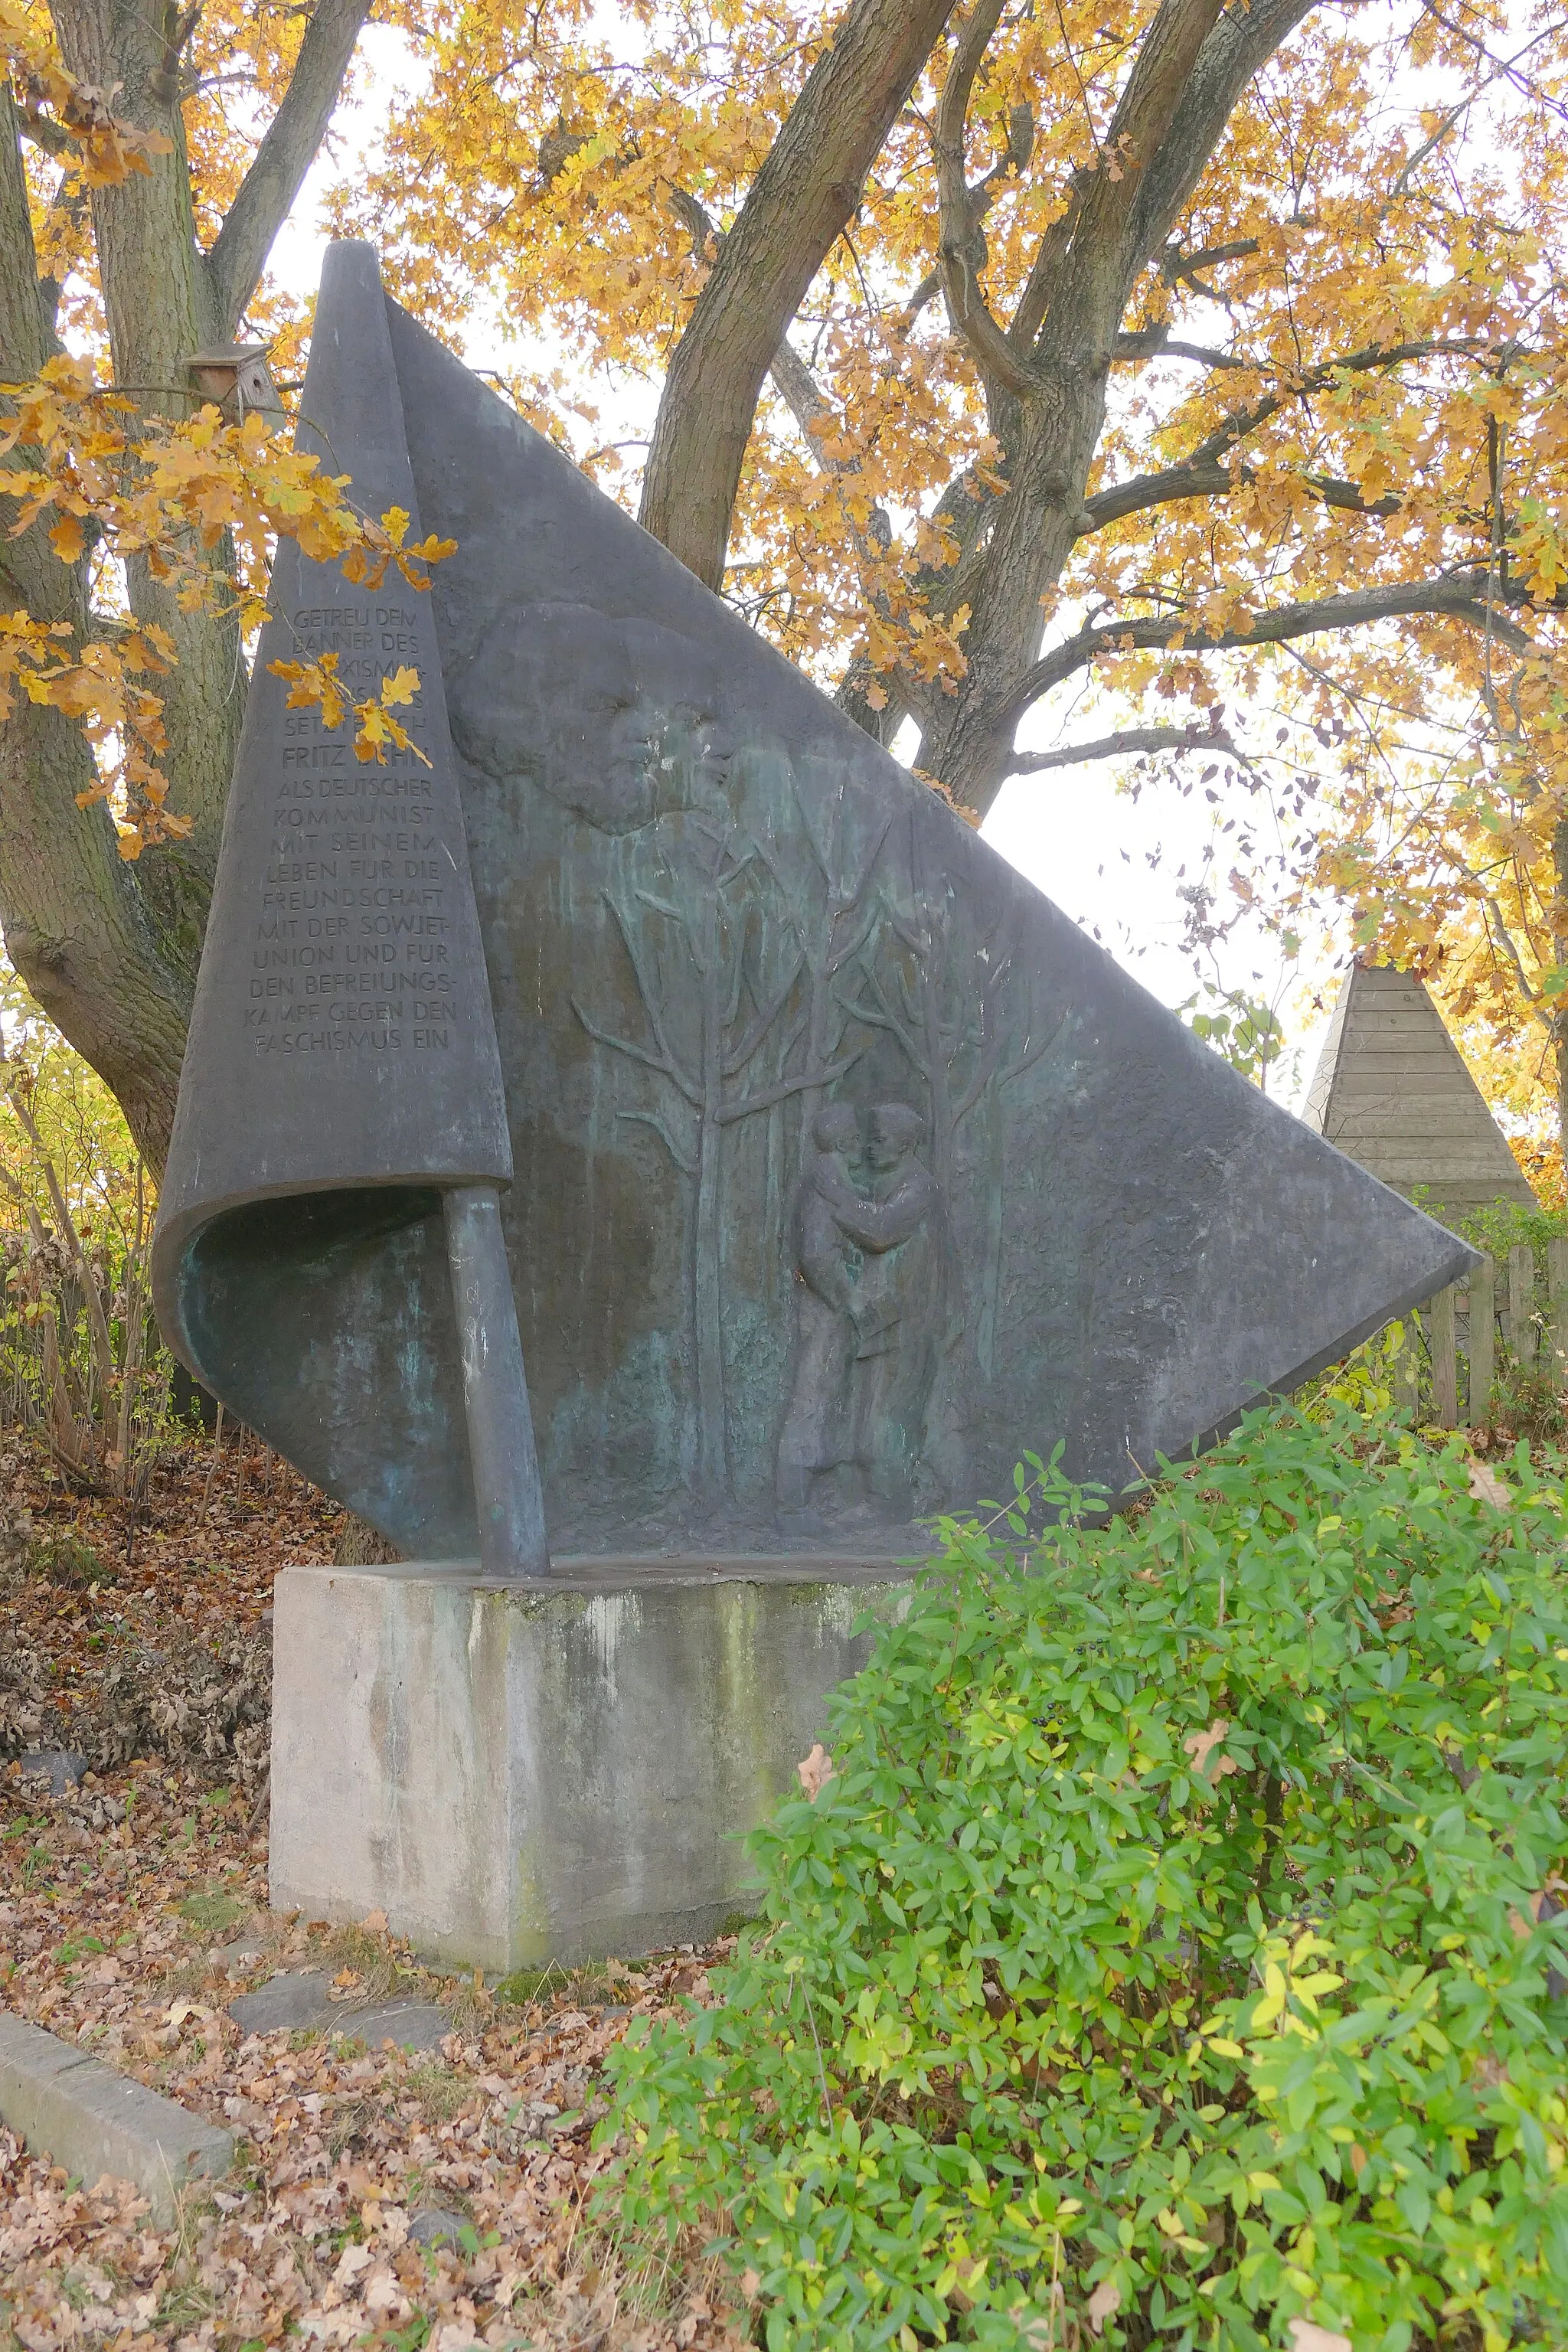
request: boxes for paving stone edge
[0,2009,234,2226]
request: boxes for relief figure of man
[776,1103,867,1512]
[777,1100,948,1516]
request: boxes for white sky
[266,24,1350,1110]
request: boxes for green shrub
[600,1406,1568,2350]
[28,1530,109,1588]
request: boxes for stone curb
[0,2011,234,2226]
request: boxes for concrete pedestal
[268,1557,913,1968]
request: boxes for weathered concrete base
[0,2012,233,2223]
[269,1557,913,1969]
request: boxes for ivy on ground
[599,1405,1568,2351]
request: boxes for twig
[244,1764,271,1836]
[203,1401,225,1509]
[799,1974,835,2125]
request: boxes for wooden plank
[1430,1285,1459,1427]
[1550,1237,1568,1377]
[1468,1255,1494,1421]
[1394,1305,1422,1423]
[1509,1243,1536,1364]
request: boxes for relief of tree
[572,815,862,1495]
[842,884,1067,1374]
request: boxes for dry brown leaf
[1087,2277,1122,2334]
[1508,1887,1549,1940]
[1468,1461,1510,1508]
[796,1743,836,1800]
[1288,2321,1352,2352]
[1182,1720,1240,1782]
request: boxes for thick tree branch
[639,0,958,590]
[1081,456,1400,533]
[1160,234,1260,285]
[1112,325,1246,367]
[1007,722,1236,774]
[936,0,1039,398]
[1082,454,1232,530]
[206,0,371,332]
[1027,0,1229,355]
[1082,335,1490,531]
[1125,0,1320,281]
[666,185,844,453]
[1004,576,1549,737]
[0,87,53,378]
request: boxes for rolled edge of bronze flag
[152,243,546,1571]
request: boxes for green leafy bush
[601,1406,1568,2350]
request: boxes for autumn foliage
[4,0,1568,1160]
[606,1404,1568,2348]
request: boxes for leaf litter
[0,1438,749,2350]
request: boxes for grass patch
[28,1533,112,1590]
[496,1960,624,2011]
[178,1889,249,1935]
[404,2063,469,2124]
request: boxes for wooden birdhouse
[185,343,286,423]
[1302,962,1536,1227]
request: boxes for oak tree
[1,0,374,1163]
[6,0,1567,1161]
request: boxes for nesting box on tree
[185,344,285,423]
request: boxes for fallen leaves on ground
[0,1439,750,2350]
[0,1432,337,1792]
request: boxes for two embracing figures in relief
[778,1098,954,1519]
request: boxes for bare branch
[1005,575,1550,736]
[616,1109,697,1178]
[207,0,371,333]
[1113,325,1247,366]
[720,1047,866,1123]
[1007,723,1236,774]
[639,0,959,589]
[571,999,700,1104]
[1081,336,1490,531]
[724,950,807,1078]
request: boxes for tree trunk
[1553,818,1568,1171]
[0,0,366,1166]
[54,0,241,976]
[916,373,1108,813]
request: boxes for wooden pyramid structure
[1302,964,1535,1226]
